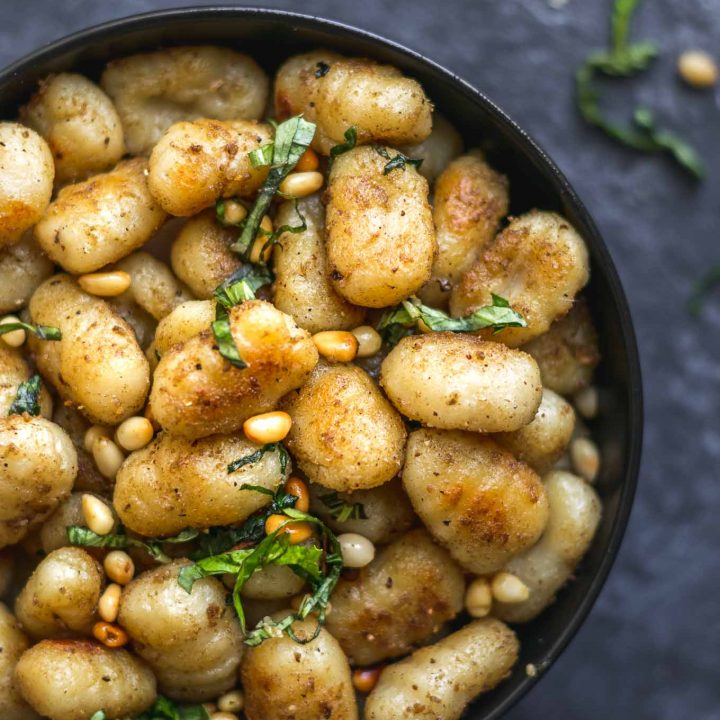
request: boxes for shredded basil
[319,491,367,522]
[8,374,42,416]
[89,713,106,720]
[330,127,358,159]
[689,265,720,316]
[229,116,316,259]
[179,505,342,647]
[228,442,290,476]
[315,60,331,78]
[575,0,702,178]
[67,525,199,564]
[373,145,423,174]
[211,303,247,369]
[136,696,211,720]
[378,294,526,344]
[213,264,274,308]
[248,143,275,169]
[0,321,61,341]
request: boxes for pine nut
[92,621,129,648]
[92,436,125,479]
[249,215,274,263]
[77,271,131,297]
[211,713,239,720]
[84,425,111,453]
[222,199,248,225]
[678,50,718,88]
[352,666,383,693]
[98,583,122,622]
[264,514,313,544]
[312,330,358,362]
[284,477,310,513]
[243,411,292,444]
[278,171,324,198]
[573,386,598,419]
[217,690,244,714]
[115,416,154,451]
[295,147,320,172]
[0,315,26,347]
[491,572,530,604]
[351,325,382,358]
[104,550,135,585]
[81,494,115,536]
[338,533,375,568]
[571,437,600,482]
[464,577,492,618]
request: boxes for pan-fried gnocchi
[0,41,610,720]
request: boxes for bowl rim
[0,6,643,717]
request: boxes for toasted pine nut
[465,577,493,618]
[312,330,358,362]
[98,583,122,622]
[115,416,154,451]
[338,533,375,568]
[82,494,115,536]
[104,550,135,585]
[243,411,292,444]
[211,712,238,720]
[92,436,125,479]
[249,215,274,263]
[217,690,245,714]
[573,386,598,419]
[222,199,248,225]
[265,514,313,544]
[278,171,324,198]
[491,572,530,604]
[77,271,131,297]
[678,50,718,88]
[351,325,382,358]
[295,147,320,172]
[352,666,383,693]
[93,621,129,648]
[571,437,600,482]
[0,315,26,347]
[84,425,111,453]
[285,477,310,513]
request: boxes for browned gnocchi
[0,39,610,720]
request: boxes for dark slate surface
[3,2,719,719]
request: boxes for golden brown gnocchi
[20,73,125,184]
[326,145,436,307]
[0,604,38,719]
[402,428,549,574]
[0,232,54,314]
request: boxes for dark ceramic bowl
[0,8,643,719]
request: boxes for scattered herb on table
[688,266,720,316]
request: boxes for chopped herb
[378,294,526,344]
[248,142,275,169]
[229,115,316,259]
[575,0,702,178]
[373,145,423,175]
[89,713,106,720]
[255,199,308,261]
[136,695,211,720]
[228,442,290,476]
[0,321,61,341]
[67,525,199,565]
[211,303,247,369]
[315,61,331,78]
[179,507,342,647]
[8,374,42,416]
[319,491,367,522]
[329,127,358,159]
[213,264,274,308]
[689,265,720,316]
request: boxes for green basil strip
[230,116,316,258]
[8,374,42,416]
[329,127,357,158]
[213,264,273,308]
[318,491,367,522]
[373,145,423,174]
[0,321,61,341]
[136,695,211,720]
[211,303,247,369]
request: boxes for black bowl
[0,8,643,718]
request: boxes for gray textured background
[3,1,719,718]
